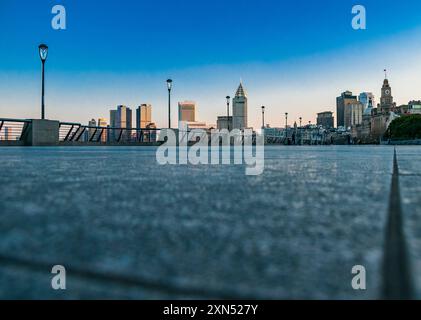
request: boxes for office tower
[97,118,108,142]
[136,104,152,129]
[336,91,358,128]
[178,101,196,122]
[88,119,97,141]
[349,102,364,126]
[232,82,248,130]
[359,92,375,110]
[110,105,132,141]
[317,111,334,129]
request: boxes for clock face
[385,89,391,95]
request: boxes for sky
[0,0,421,129]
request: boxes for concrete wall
[26,120,59,146]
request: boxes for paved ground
[0,146,419,299]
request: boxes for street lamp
[299,117,302,128]
[261,106,265,129]
[38,44,48,120]
[166,79,173,128]
[226,96,231,131]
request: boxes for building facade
[232,82,248,130]
[110,105,132,141]
[178,101,196,122]
[136,104,152,129]
[317,111,334,129]
[88,119,97,141]
[349,102,364,126]
[97,118,108,142]
[336,91,358,128]
[359,92,375,110]
[217,116,233,130]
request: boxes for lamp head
[38,44,48,62]
[166,79,173,91]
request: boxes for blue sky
[1,0,421,128]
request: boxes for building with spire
[232,82,248,130]
[378,71,396,113]
[371,71,398,139]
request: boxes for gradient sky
[1,0,421,128]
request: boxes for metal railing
[0,118,32,142]
[59,122,161,144]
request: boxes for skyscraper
[136,104,152,129]
[232,82,248,130]
[178,101,196,122]
[88,119,97,141]
[359,92,375,111]
[110,105,132,141]
[98,118,108,142]
[336,91,358,128]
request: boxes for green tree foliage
[386,115,421,140]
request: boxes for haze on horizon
[1,0,421,129]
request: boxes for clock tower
[379,70,395,113]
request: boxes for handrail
[0,118,32,123]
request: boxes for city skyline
[1,0,421,128]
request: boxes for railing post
[97,128,104,142]
[89,128,98,142]
[64,125,74,141]
[75,127,86,142]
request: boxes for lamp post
[166,79,173,128]
[226,96,231,131]
[261,106,265,130]
[38,44,48,120]
[299,117,302,128]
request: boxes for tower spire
[384,69,387,79]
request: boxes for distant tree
[385,115,421,140]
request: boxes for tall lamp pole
[261,106,265,129]
[166,79,173,129]
[226,96,231,131]
[38,44,48,120]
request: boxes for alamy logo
[51,5,66,30]
[51,265,66,290]
[352,5,366,30]
[351,265,366,290]
[156,129,265,176]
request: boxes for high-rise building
[232,82,248,130]
[178,101,196,122]
[88,119,97,141]
[317,111,334,129]
[110,105,132,141]
[359,92,375,110]
[349,102,364,126]
[136,104,152,129]
[336,91,358,128]
[97,118,108,142]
